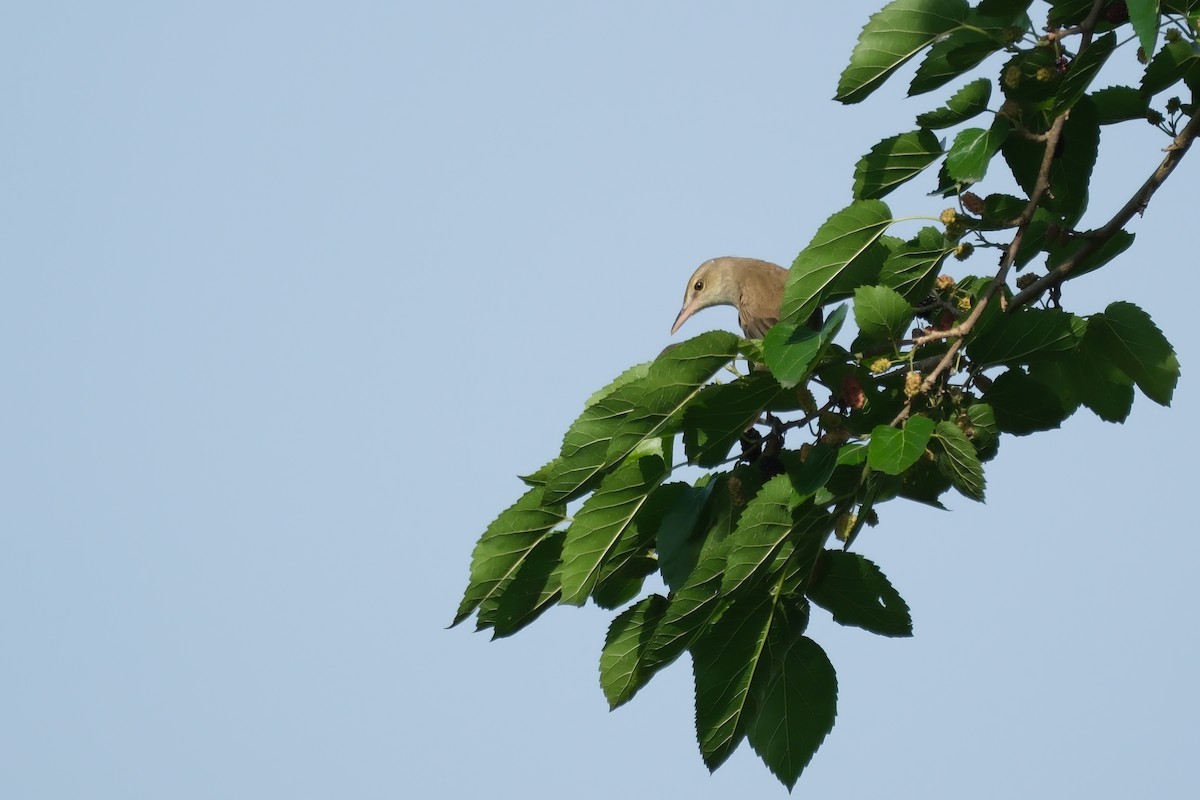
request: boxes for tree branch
[1008,109,1200,312]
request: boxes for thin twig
[1008,110,1200,311]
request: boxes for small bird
[672,256,794,339]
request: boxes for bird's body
[671,256,791,339]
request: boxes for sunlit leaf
[837,0,971,103]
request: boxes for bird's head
[671,257,742,335]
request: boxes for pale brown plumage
[671,256,791,339]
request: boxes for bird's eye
[693,280,704,292]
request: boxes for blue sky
[3,3,1196,797]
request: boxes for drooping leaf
[655,479,717,592]
[854,285,915,348]
[807,550,913,636]
[484,530,565,637]
[915,77,992,128]
[746,605,838,790]
[1128,0,1162,60]
[1063,325,1136,423]
[781,201,893,326]
[720,478,834,602]
[583,361,652,408]
[599,594,669,709]
[1141,37,1200,96]
[1047,229,1135,281]
[837,0,971,103]
[693,585,780,770]
[1002,96,1100,227]
[1090,85,1151,125]
[944,117,1011,183]
[853,129,945,199]
[559,448,670,605]
[965,402,1000,461]
[910,13,1017,96]
[878,227,952,303]
[543,331,739,505]
[1052,96,1101,227]
[764,304,848,389]
[1052,32,1116,116]
[643,557,725,676]
[968,308,1083,366]
[932,421,985,500]
[605,331,742,463]
[786,443,840,498]
[868,414,936,475]
[684,373,785,467]
[1087,302,1180,406]
[984,367,1072,434]
[454,487,567,627]
[593,480,688,608]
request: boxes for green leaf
[1091,85,1151,124]
[583,361,652,408]
[483,530,565,637]
[1053,97,1102,225]
[543,331,739,505]
[878,227,953,303]
[517,458,556,487]
[559,448,670,605]
[1128,0,1162,60]
[984,367,1072,434]
[606,331,742,462]
[1063,324,1136,423]
[599,594,669,709]
[945,117,1011,184]
[976,0,1033,15]
[1053,32,1116,116]
[454,487,567,627]
[854,285,915,347]
[718,475,797,593]
[968,309,1082,366]
[807,550,913,636]
[932,421,985,500]
[693,586,779,770]
[763,304,848,389]
[542,380,644,506]
[1013,207,1058,269]
[781,200,892,326]
[1141,38,1200,96]
[643,557,725,674]
[786,443,840,498]
[868,414,936,475]
[999,45,1063,104]
[1087,301,1180,406]
[746,609,838,790]
[853,129,945,199]
[915,78,992,128]
[1047,0,1094,27]
[1047,229,1135,281]
[836,0,971,103]
[965,403,1000,461]
[721,477,833,597]
[683,373,785,467]
[593,480,687,607]
[910,20,1013,96]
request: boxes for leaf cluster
[457,0,1191,789]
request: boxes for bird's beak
[671,299,698,335]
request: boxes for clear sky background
[3,3,1197,798]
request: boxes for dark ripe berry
[961,191,985,215]
[841,375,866,411]
[1106,1,1129,24]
